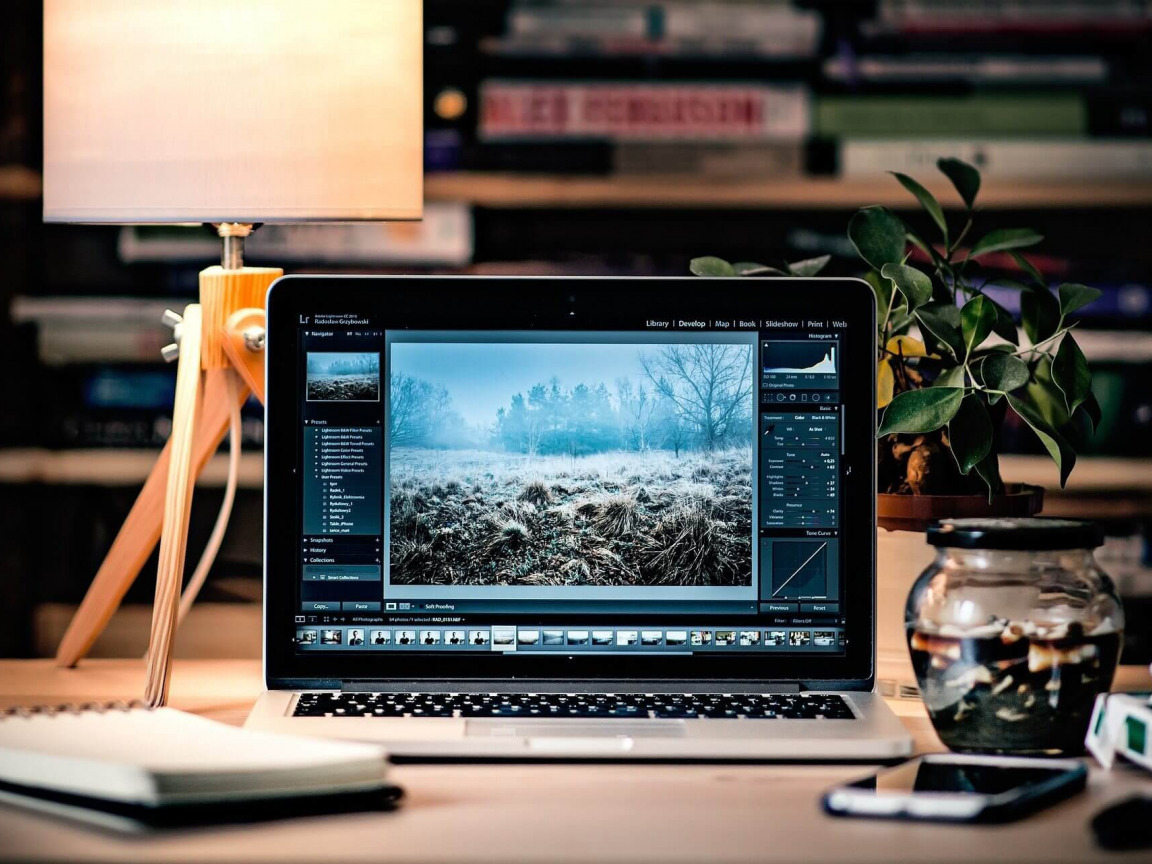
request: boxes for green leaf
[915,301,964,360]
[880,262,933,312]
[1081,390,1102,433]
[849,206,906,270]
[968,228,1044,260]
[937,157,981,209]
[973,449,1002,502]
[948,395,993,475]
[960,295,996,357]
[988,297,1019,346]
[1011,252,1046,288]
[1052,333,1091,416]
[1008,394,1077,488]
[891,172,947,242]
[786,255,831,277]
[1020,287,1061,344]
[878,387,965,437]
[934,366,967,388]
[689,256,736,277]
[979,353,1030,393]
[732,261,788,276]
[1057,283,1103,318]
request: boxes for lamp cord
[176,369,243,625]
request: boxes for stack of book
[429,0,1152,182]
[828,0,1152,180]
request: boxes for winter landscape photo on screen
[387,339,754,588]
[306,352,381,402]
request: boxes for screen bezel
[265,275,876,688]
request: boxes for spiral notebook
[0,702,392,811]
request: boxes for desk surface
[0,659,1149,864]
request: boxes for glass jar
[907,518,1123,755]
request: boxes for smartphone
[823,755,1086,823]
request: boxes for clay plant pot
[875,485,1045,665]
[878,484,1044,533]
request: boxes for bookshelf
[0,165,40,201]
[11,170,1151,210]
[430,173,1152,210]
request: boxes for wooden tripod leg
[54,366,251,668]
[144,305,203,707]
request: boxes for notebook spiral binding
[0,700,152,718]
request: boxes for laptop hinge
[340,680,803,694]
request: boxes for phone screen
[850,760,1071,796]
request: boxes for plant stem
[1014,326,1074,357]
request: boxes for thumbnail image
[370,630,391,645]
[445,630,466,646]
[690,630,712,646]
[296,629,317,645]
[641,630,663,646]
[469,630,491,646]
[617,630,639,646]
[739,630,761,647]
[715,630,735,646]
[789,630,811,647]
[396,629,416,645]
[517,630,540,645]
[814,630,836,647]
[347,628,365,646]
[492,628,516,646]
[543,630,564,646]
[567,630,589,645]
[388,340,754,588]
[306,352,380,402]
[320,629,342,645]
[592,630,613,645]
[665,630,687,646]
[766,630,787,646]
[420,630,441,646]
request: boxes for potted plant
[690,158,1100,655]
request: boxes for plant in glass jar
[690,158,1102,660]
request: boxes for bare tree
[641,344,753,450]
[389,373,428,446]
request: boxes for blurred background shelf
[2,0,1150,660]
[426,173,1152,210]
[0,449,265,487]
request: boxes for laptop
[245,275,913,760]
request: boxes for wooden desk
[1,659,1150,864]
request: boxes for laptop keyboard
[292,692,855,720]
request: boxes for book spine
[840,139,1152,178]
[874,0,1152,34]
[815,94,1085,137]
[480,81,810,142]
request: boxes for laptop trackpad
[466,720,685,739]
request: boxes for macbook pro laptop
[245,275,913,760]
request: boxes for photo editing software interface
[294,316,848,657]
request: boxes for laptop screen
[289,303,853,662]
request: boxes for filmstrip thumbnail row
[295,627,845,650]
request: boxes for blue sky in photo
[391,342,656,427]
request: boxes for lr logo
[299,315,309,323]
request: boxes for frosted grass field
[389,446,753,587]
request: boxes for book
[869,0,1152,35]
[0,703,390,808]
[612,141,803,177]
[814,94,1085,137]
[840,139,1152,179]
[495,1,821,58]
[480,80,810,141]
[823,54,1108,85]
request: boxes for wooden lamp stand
[54,223,281,706]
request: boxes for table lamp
[43,0,423,705]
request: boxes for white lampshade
[43,0,423,223]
